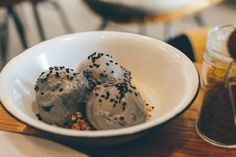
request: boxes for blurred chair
[167,28,209,63]
[0,0,72,68]
[0,0,27,67]
[84,0,223,39]
[31,0,73,41]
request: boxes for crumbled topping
[145,103,155,120]
[66,112,93,130]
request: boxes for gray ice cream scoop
[77,52,131,87]
[34,66,88,126]
[86,81,147,130]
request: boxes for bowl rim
[0,31,200,138]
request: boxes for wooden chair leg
[0,10,9,68]
[31,0,46,41]
[7,5,27,49]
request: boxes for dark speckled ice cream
[77,52,131,87]
[34,66,88,126]
[86,81,147,130]
[34,52,149,130]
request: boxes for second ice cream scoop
[86,81,147,130]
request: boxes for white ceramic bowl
[0,31,199,146]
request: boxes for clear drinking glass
[196,25,236,148]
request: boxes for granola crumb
[145,103,155,120]
[65,112,93,130]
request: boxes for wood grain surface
[0,63,236,157]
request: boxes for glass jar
[196,25,236,148]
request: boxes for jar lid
[206,25,236,63]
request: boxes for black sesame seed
[115,62,118,65]
[110,98,114,102]
[111,71,114,74]
[131,85,136,89]
[41,92,44,95]
[49,67,53,70]
[105,91,110,99]
[113,100,118,105]
[120,116,125,120]
[110,60,114,63]
[122,106,126,111]
[66,68,70,73]
[106,63,109,66]
[92,52,96,55]
[40,72,45,76]
[55,72,60,78]
[36,114,42,121]
[89,65,93,68]
[122,102,127,111]
[106,117,111,121]
[43,105,54,112]
[152,106,154,109]
[91,58,96,63]
[95,93,99,96]
[99,99,102,103]
[100,73,104,77]
[34,85,39,92]
[54,66,59,70]
[59,88,63,92]
[134,92,138,96]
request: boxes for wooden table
[0,63,236,157]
